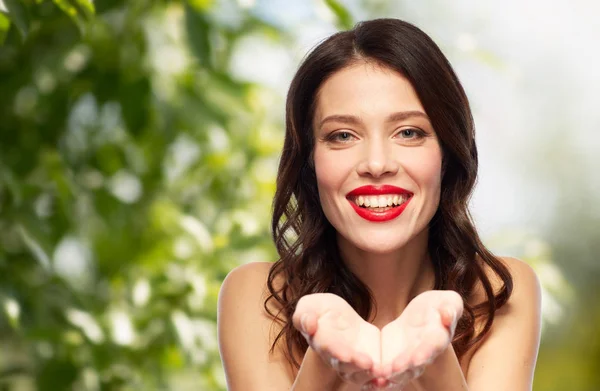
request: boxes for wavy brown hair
[265,18,513,369]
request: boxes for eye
[326,131,356,143]
[399,128,423,138]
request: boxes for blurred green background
[0,0,598,390]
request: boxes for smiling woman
[217,18,541,391]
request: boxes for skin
[217,60,542,391]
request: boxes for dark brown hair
[265,18,513,369]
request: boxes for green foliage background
[1,0,283,389]
[0,1,598,390]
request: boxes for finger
[411,344,436,367]
[340,367,378,386]
[302,313,318,336]
[292,311,309,334]
[388,364,425,388]
[386,368,414,389]
[386,354,418,387]
[315,332,354,364]
[352,350,374,370]
[391,352,412,375]
[440,291,464,320]
[294,312,318,341]
[324,349,378,385]
[367,377,392,390]
[445,309,459,337]
[410,329,448,367]
[440,306,456,327]
[331,357,377,385]
[360,379,384,391]
[375,361,391,379]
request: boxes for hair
[264,18,513,369]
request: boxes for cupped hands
[292,290,463,390]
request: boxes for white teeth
[354,194,409,207]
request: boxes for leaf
[36,358,79,391]
[324,0,353,30]
[52,0,94,33]
[3,0,29,41]
[66,0,95,20]
[0,12,10,46]
[188,0,214,11]
[119,77,150,137]
[184,2,212,70]
[17,220,53,272]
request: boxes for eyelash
[325,128,427,143]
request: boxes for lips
[346,185,413,222]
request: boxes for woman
[218,18,541,391]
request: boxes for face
[312,62,443,254]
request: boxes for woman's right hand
[292,293,388,389]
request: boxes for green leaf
[36,358,79,391]
[67,0,95,20]
[184,2,213,70]
[119,77,151,137]
[0,12,10,46]
[188,0,214,11]
[52,0,94,33]
[324,0,353,30]
[3,0,30,41]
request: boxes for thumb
[293,312,317,339]
[300,313,318,336]
[441,307,458,336]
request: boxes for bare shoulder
[501,256,542,305]
[467,255,541,310]
[217,261,294,391]
[463,255,542,390]
[220,261,273,290]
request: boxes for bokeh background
[0,0,598,390]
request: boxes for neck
[336,228,435,329]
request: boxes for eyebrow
[318,110,430,129]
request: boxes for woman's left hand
[376,290,464,390]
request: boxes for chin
[352,235,412,254]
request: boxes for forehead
[313,62,425,124]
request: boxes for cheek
[404,147,443,196]
[313,147,347,190]
[422,151,443,205]
[422,155,443,187]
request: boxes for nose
[356,137,400,178]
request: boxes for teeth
[354,194,409,208]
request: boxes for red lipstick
[346,185,413,222]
